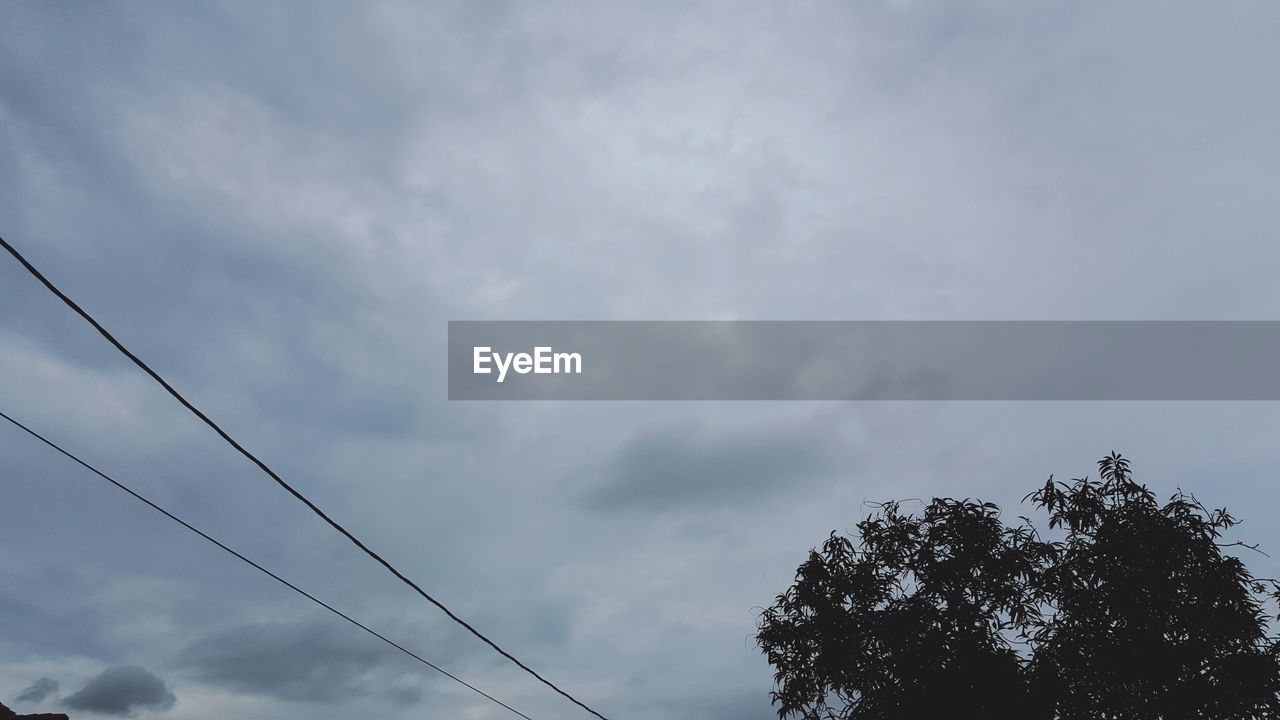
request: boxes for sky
[2,2,1280,719]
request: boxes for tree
[756,454,1280,720]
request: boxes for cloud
[14,677,59,704]
[582,420,833,512]
[175,619,426,705]
[4,3,1280,720]
[63,666,176,716]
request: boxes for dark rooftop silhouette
[0,701,69,720]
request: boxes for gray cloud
[63,666,175,717]
[175,619,427,705]
[4,3,1280,720]
[14,677,58,704]
[583,420,833,512]
[694,690,778,720]
[0,595,110,662]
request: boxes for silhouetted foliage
[757,454,1280,719]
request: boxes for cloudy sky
[3,2,1280,719]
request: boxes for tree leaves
[757,454,1280,720]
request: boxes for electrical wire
[0,236,610,720]
[0,408,537,720]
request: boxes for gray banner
[447,321,1280,400]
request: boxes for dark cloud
[175,619,426,705]
[63,666,175,717]
[14,677,58,704]
[582,421,833,512]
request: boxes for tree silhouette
[757,454,1280,720]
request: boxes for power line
[0,409,535,720]
[0,236,611,720]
